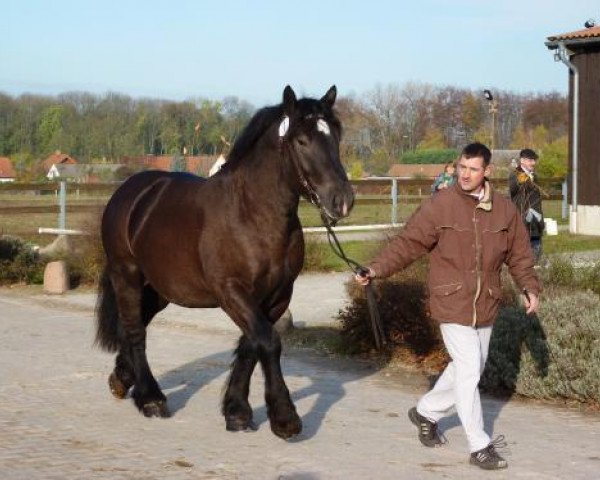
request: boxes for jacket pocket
[431,282,463,297]
[482,226,509,266]
[436,224,472,263]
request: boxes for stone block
[274,308,294,335]
[43,261,69,294]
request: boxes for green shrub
[482,289,600,405]
[577,263,600,296]
[539,256,600,296]
[339,255,600,406]
[401,149,459,165]
[544,256,575,286]
[0,236,44,285]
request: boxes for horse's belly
[143,269,218,308]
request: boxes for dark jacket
[369,181,540,327]
[508,167,544,238]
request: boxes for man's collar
[454,180,493,211]
[476,180,492,211]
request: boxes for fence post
[391,178,398,225]
[59,181,66,230]
[561,179,568,220]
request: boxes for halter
[278,114,386,350]
[278,114,336,224]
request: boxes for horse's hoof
[270,413,302,439]
[108,372,129,399]
[225,416,257,432]
[141,401,170,418]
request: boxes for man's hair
[461,142,491,166]
[519,148,538,160]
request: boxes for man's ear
[320,85,337,108]
[485,164,494,177]
[282,85,296,116]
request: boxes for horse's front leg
[222,334,258,432]
[257,322,302,439]
[219,281,301,439]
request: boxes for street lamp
[483,89,498,151]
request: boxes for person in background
[356,142,540,471]
[431,162,456,193]
[508,149,544,263]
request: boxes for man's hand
[355,267,375,286]
[522,291,540,315]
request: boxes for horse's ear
[321,85,337,108]
[282,85,296,115]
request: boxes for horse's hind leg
[109,285,168,400]
[222,335,258,431]
[110,268,170,417]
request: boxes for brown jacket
[369,181,540,327]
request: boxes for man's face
[520,156,537,172]
[456,155,489,193]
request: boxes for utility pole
[483,90,498,150]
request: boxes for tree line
[0,83,567,179]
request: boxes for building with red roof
[0,157,16,182]
[42,151,78,170]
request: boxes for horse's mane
[223,104,284,170]
[221,94,341,172]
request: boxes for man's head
[519,148,538,172]
[456,142,491,194]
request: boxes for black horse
[95,85,354,439]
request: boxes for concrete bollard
[43,260,69,294]
[274,308,294,335]
[545,218,558,236]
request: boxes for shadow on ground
[156,344,388,441]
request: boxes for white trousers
[417,323,493,453]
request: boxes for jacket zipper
[472,208,482,327]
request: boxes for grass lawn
[543,233,600,254]
[306,232,600,273]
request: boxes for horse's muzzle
[327,185,355,221]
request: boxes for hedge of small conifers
[339,257,600,407]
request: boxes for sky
[2,0,598,107]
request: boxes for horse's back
[102,171,205,254]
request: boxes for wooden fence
[0,178,566,233]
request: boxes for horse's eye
[296,136,308,147]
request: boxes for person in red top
[356,142,540,470]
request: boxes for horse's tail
[95,266,121,352]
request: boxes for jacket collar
[476,180,492,211]
[453,179,493,212]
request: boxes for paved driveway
[1,274,599,479]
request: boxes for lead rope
[280,126,386,350]
[319,211,386,350]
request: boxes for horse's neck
[230,141,300,218]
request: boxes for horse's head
[278,85,354,223]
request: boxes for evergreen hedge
[0,236,44,285]
[401,148,459,164]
